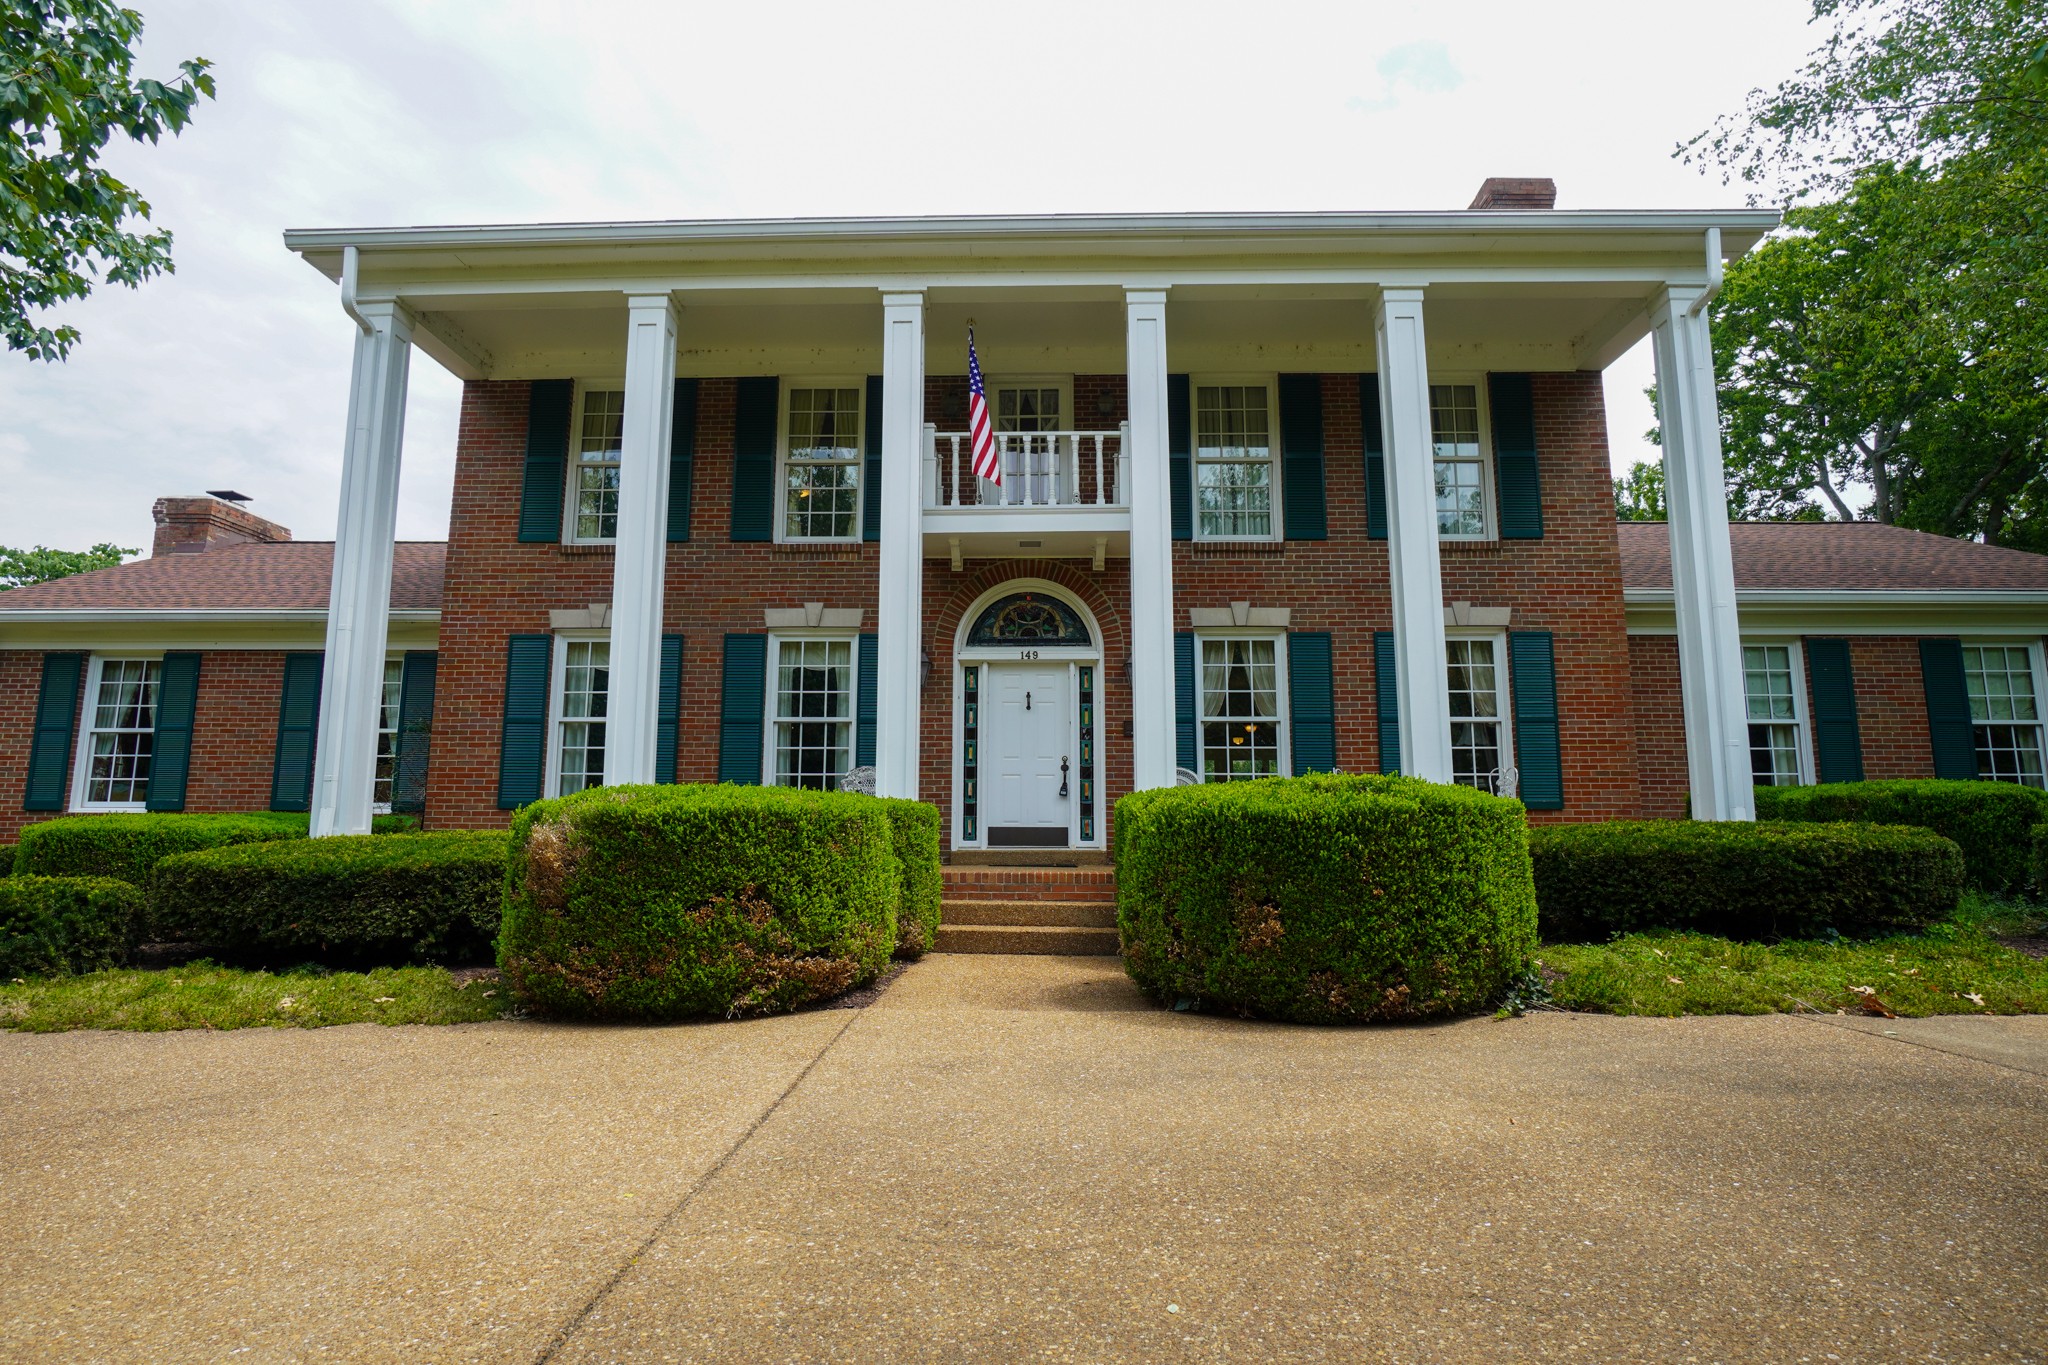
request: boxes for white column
[1125,288,1176,791]
[604,293,680,787]
[1375,288,1452,783]
[1652,287,1754,821]
[875,291,926,799]
[312,300,413,837]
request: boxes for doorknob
[1059,755,1070,798]
[1024,691,1031,710]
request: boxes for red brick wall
[0,649,41,846]
[1848,637,1937,780]
[1630,635,1688,818]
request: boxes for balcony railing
[923,424,1129,509]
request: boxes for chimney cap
[1467,177,1557,211]
[206,489,252,504]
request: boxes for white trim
[1187,373,1283,543]
[563,379,627,545]
[775,376,868,545]
[1428,375,1495,543]
[762,630,862,791]
[1739,636,1813,788]
[68,652,165,813]
[1190,630,1292,782]
[544,630,610,798]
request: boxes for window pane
[83,659,161,805]
[1195,386,1273,538]
[558,641,609,794]
[573,390,625,541]
[774,638,852,789]
[1975,724,2046,788]
[374,658,403,807]
[784,388,863,538]
[1750,723,1802,786]
[1743,645,1798,723]
[1964,646,2038,723]
[1199,638,1280,781]
[1446,639,1504,790]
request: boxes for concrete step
[941,899,1116,929]
[948,849,1111,868]
[932,923,1121,956]
[939,867,1118,902]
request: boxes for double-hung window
[1430,383,1489,538]
[373,657,402,810]
[568,386,626,542]
[1963,644,2045,787]
[783,385,863,540]
[1744,643,1807,786]
[992,382,1065,505]
[1447,636,1511,791]
[74,656,160,810]
[770,637,853,789]
[1194,382,1276,539]
[1197,637,1285,781]
[550,638,610,796]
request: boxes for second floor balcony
[922,424,1131,563]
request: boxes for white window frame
[68,653,166,813]
[1189,373,1283,543]
[775,378,866,544]
[1428,375,1496,543]
[1741,637,1813,788]
[544,631,611,798]
[561,379,628,545]
[372,654,403,814]
[1961,640,2048,788]
[1446,630,1516,792]
[1192,632,1290,782]
[763,631,860,790]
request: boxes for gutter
[0,609,441,626]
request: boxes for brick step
[948,849,1111,868]
[939,868,1118,903]
[932,923,1121,956]
[940,899,1116,929]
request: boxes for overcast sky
[0,0,1822,552]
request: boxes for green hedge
[1755,780,2048,894]
[1530,820,1963,942]
[148,831,509,966]
[1115,774,1538,1024]
[0,877,143,978]
[12,812,417,887]
[499,784,898,1020]
[2033,822,2048,899]
[880,798,942,958]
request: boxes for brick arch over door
[922,559,1133,848]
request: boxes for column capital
[1649,284,1708,327]
[350,297,416,338]
[1377,285,1428,308]
[624,291,680,314]
[881,289,926,308]
[1124,287,1170,307]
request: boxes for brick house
[5,184,2047,855]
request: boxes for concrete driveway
[2,956,2043,1364]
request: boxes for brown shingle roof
[1619,521,2048,593]
[0,542,445,612]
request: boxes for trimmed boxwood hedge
[147,831,509,965]
[880,797,942,958]
[1115,774,1538,1024]
[12,811,418,887]
[1530,820,1963,942]
[499,784,898,1020]
[1754,779,2048,895]
[0,877,143,978]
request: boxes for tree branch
[1942,447,2021,535]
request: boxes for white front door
[984,662,1072,845]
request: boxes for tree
[0,541,136,588]
[1613,459,1668,521]
[2,0,215,360]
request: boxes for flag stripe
[967,327,1001,485]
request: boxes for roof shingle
[1618,521,2048,593]
[0,542,445,612]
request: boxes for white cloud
[1350,41,1464,112]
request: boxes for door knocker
[1059,755,1070,798]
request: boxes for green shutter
[655,635,684,785]
[392,651,438,813]
[1919,638,1977,780]
[268,652,324,813]
[496,635,553,809]
[517,380,573,543]
[1489,373,1544,540]
[23,652,84,811]
[731,377,779,542]
[1279,374,1327,541]
[1509,631,1563,810]
[1174,632,1197,773]
[855,632,878,768]
[1361,374,1387,541]
[1804,637,1865,783]
[1374,630,1400,774]
[1288,631,1337,773]
[668,378,698,543]
[863,375,884,543]
[145,652,201,812]
[1168,373,1192,541]
[718,633,768,784]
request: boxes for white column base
[604,293,680,787]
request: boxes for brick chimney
[151,496,292,557]
[1467,177,1557,211]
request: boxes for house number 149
[1018,649,1040,660]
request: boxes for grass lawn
[1538,894,2048,1018]
[0,962,509,1032]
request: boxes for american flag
[966,327,1001,485]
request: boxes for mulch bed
[822,961,911,1010]
[1998,935,2048,960]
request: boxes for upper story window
[993,382,1067,504]
[770,636,853,788]
[1963,644,2044,787]
[1744,643,1806,786]
[1447,636,1511,790]
[1195,382,1275,540]
[569,387,626,543]
[374,657,402,811]
[551,637,610,796]
[74,657,160,809]
[1197,636,1284,781]
[783,385,863,540]
[1431,383,1490,538]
